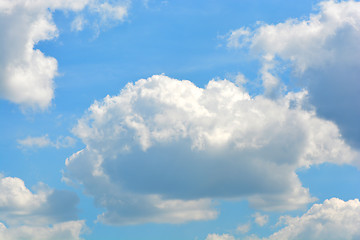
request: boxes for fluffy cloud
[0,0,128,109]
[0,175,79,226]
[0,175,85,239]
[0,220,85,240]
[64,74,358,225]
[268,198,360,240]
[253,212,268,227]
[17,135,76,149]
[205,198,360,240]
[228,0,360,148]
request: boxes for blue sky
[1,0,360,239]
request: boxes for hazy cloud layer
[65,74,357,225]
[0,0,128,109]
[228,0,360,148]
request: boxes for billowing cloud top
[269,198,360,240]
[64,74,358,225]
[207,198,360,240]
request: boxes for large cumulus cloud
[0,0,128,109]
[228,0,360,148]
[64,74,358,225]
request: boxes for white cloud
[71,15,87,31]
[54,136,77,149]
[0,0,128,110]
[228,0,360,148]
[0,174,86,239]
[206,233,235,240]
[64,74,358,225]
[252,212,268,227]
[90,1,128,23]
[268,198,360,240]
[17,135,52,148]
[0,175,79,226]
[234,73,248,86]
[0,220,85,240]
[17,135,76,149]
[227,27,250,48]
[236,223,251,234]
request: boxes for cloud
[268,198,360,240]
[17,135,52,148]
[205,198,360,240]
[236,223,251,234]
[90,1,128,24]
[0,174,86,239]
[206,233,235,240]
[0,0,128,110]
[228,0,360,148]
[252,212,268,227]
[227,28,250,48]
[0,175,79,226]
[17,135,76,149]
[0,220,85,240]
[64,74,358,225]
[71,15,87,31]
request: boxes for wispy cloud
[18,135,76,149]
[252,212,268,227]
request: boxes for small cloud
[17,135,52,148]
[236,223,251,234]
[71,15,87,32]
[252,212,269,227]
[0,175,80,226]
[18,135,76,149]
[227,27,251,48]
[90,2,128,24]
[235,73,248,86]
[54,136,77,149]
[205,233,235,240]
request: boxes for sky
[0,0,360,239]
